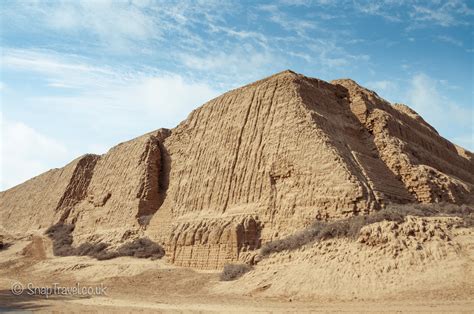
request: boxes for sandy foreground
[0,235,473,313]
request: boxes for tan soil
[0,218,472,312]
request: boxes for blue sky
[0,0,473,190]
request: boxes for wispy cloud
[208,24,269,47]
[406,73,473,149]
[1,48,220,189]
[259,4,319,36]
[307,39,370,70]
[366,80,397,94]
[31,75,219,125]
[277,0,474,28]
[452,135,474,151]
[3,0,471,98]
[3,48,219,122]
[353,0,474,27]
[353,1,402,22]
[435,35,464,47]
[180,48,282,86]
[3,49,105,73]
[1,0,235,53]
[2,1,160,51]
[411,1,474,27]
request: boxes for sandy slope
[1,217,473,312]
[218,216,474,301]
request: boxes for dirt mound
[1,70,473,270]
[215,215,473,300]
[21,236,49,260]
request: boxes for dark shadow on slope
[45,223,164,260]
[56,154,100,223]
[332,81,473,202]
[0,288,80,312]
[156,141,171,213]
[137,129,171,226]
[220,263,253,281]
[0,243,12,251]
[296,77,412,212]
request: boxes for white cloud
[354,2,402,22]
[453,135,474,151]
[42,74,219,126]
[2,49,109,74]
[366,80,397,94]
[406,73,473,149]
[180,49,281,85]
[2,0,236,54]
[281,0,474,28]
[2,48,115,90]
[351,0,474,27]
[436,35,463,47]
[411,1,474,27]
[2,0,371,79]
[1,49,221,189]
[3,48,219,119]
[181,50,270,71]
[0,115,71,190]
[128,76,217,117]
[208,24,268,47]
[287,51,312,62]
[27,75,219,130]
[364,79,402,106]
[259,4,318,36]
[278,0,337,6]
[307,40,370,70]
[7,1,159,51]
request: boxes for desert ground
[1,220,473,313]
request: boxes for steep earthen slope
[65,128,171,244]
[332,79,473,204]
[1,70,472,269]
[0,154,99,236]
[1,129,170,243]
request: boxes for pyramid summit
[1,71,472,269]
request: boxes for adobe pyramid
[1,70,472,269]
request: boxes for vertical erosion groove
[57,154,100,222]
[222,88,257,212]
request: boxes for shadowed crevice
[137,129,172,225]
[56,154,100,223]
